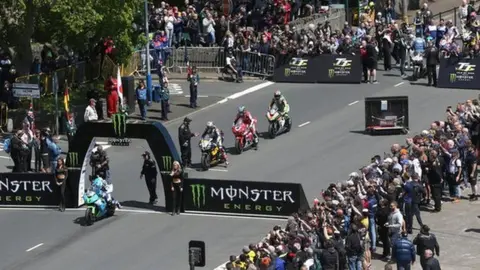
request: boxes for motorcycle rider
[201,121,228,165]
[269,90,291,128]
[233,106,259,144]
[91,176,122,212]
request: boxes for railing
[289,8,346,33]
[125,47,276,78]
[431,2,480,31]
[15,60,101,95]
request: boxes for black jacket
[320,248,339,270]
[345,232,363,256]
[425,46,440,66]
[413,232,440,256]
[424,257,441,270]
[141,159,157,179]
[178,123,194,146]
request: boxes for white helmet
[349,172,360,179]
[206,121,214,128]
[274,90,281,98]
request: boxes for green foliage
[0,0,145,73]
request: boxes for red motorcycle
[231,119,258,154]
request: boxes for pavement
[1,68,480,269]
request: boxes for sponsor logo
[110,113,131,145]
[0,177,53,203]
[289,58,308,67]
[68,152,79,167]
[456,62,476,72]
[160,156,172,173]
[328,69,335,78]
[191,184,206,208]
[112,113,127,137]
[450,73,456,83]
[333,58,353,67]
[284,68,291,77]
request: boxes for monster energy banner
[110,113,132,146]
[183,178,309,217]
[273,55,362,84]
[0,173,59,206]
[437,58,480,89]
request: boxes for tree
[0,0,145,75]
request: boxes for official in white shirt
[84,98,98,122]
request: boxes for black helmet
[184,117,192,123]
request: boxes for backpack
[412,184,423,203]
[3,138,11,154]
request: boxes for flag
[116,67,124,110]
[64,85,70,115]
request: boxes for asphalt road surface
[1,72,479,270]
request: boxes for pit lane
[1,74,478,270]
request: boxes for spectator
[392,232,416,270]
[423,249,441,270]
[84,98,98,122]
[413,224,440,269]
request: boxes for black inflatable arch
[65,119,180,211]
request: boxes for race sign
[12,83,41,98]
[437,57,480,90]
[0,173,59,206]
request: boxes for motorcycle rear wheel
[201,153,211,171]
[268,122,277,139]
[106,203,116,217]
[85,208,94,226]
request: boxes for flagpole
[144,0,152,101]
[54,72,59,136]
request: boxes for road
[1,73,479,269]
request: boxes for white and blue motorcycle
[83,177,117,226]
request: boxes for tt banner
[317,55,362,84]
[273,55,362,84]
[437,57,480,89]
[0,173,59,206]
[183,178,309,217]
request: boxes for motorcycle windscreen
[364,96,409,129]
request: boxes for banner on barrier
[184,178,309,217]
[437,57,480,89]
[0,173,59,206]
[273,54,362,84]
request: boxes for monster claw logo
[190,184,206,208]
[284,68,291,77]
[68,152,79,167]
[328,69,335,78]
[289,58,308,67]
[161,156,172,173]
[450,73,457,83]
[112,113,127,137]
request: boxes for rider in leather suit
[269,90,291,126]
[92,176,121,210]
[234,106,259,142]
[202,121,228,165]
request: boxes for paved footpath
[372,190,480,270]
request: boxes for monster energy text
[160,156,172,173]
[68,152,79,167]
[109,113,131,146]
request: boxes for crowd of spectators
[220,98,480,270]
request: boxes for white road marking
[348,100,359,106]
[184,95,209,98]
[298,121,310,128]
[394,82,405,87]
[165,82,275,126]
[208,168,228,172]
[26,243,44,252]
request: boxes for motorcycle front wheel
[235,138,243,154]
[201,153,211,171]
[268,122,277,139]
[85,208,94,226]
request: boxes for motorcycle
[231,119,258,154]
[83,189,116,226]
[199,135,226,170]
[266,105,291,139]
[410,51,424,81]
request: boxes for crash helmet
[274,90,281,99]
[92,177,103,189]
[238,105,246,115]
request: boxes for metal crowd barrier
[431,2,480,31]
[15,60,101,95]
[125,47,275,78]
[289,8,345,33]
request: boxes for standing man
[392,232,416,270]
[65,112,77,151]
[178,117,198,167]
[140,151,158,205]
[426,150,444,212]
[136,80,148,120]
[84,99,98,122]
[425,40,439,87]
[160,82,170,121]
[404,172,425,234]
[413,225,440,269]
[188,66,199,108]
[386,201,404,252]
[105,75,119,117]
